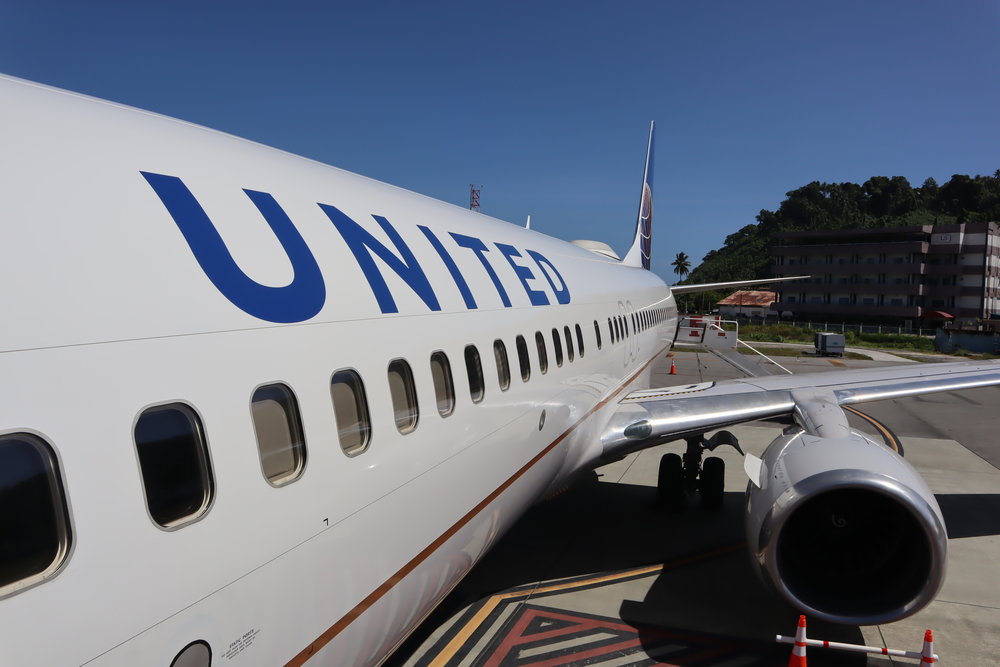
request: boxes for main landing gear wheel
[700,456,725,510]
[656,433,739,513]
[656,452,684,511]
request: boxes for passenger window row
[0,307,670,597]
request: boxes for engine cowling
[745,426,947,625]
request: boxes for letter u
[141,172,326,323]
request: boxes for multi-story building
[771,222,1000,327]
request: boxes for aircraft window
[594,320,603,349]
[170,640,212,667]
[331,369,371,456]
[465,345,485,403]
[624,316,630,337]
[535,331,549,374]
[251,383,306,486]
[608,317,615,343]
[0,434,71,597]
[493,340,511,391]
[575,323,585,357]
[614,317,621,341]
[430,351,455,417]
[388,359,419,434]
[563,326,574,362]
[515,335,531,381]
[551,328,564,366]
[134,403,214,528]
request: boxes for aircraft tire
[657,452,684,511]
[700,456,725,510]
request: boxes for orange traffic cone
[787,615,807,666]
[920,629,935,664]
[669,359,677,375]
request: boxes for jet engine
[745,426,948,625]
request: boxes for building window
[387,359,419,434]
[515,335,531,382]
[465,345,485,403]
[594,320,603,349]
[493,340,511,391]
[0,434,71,597]
[535,332,548,374]
[251,383,306,486]
[330,369,371,456]
[134,403,214,528]
[551,328,564,366]
[563,326,575,362]
[430,351,455,417]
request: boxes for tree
[671,252,691,281]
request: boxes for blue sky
[2,1,998,280]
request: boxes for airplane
[3,73,1000,667]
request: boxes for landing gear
[655,431,740,511]
[700,456,725,510]
[656,453,683,510]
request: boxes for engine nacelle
[745,427,947,625]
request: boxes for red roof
[716,290,777,307]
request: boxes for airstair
[675,317,791,378]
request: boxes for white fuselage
[0,75,675,666]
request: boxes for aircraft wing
[601,358,1000,460]
[670,275,809,294]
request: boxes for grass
[738,324,936,352]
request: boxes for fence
[732,316,938,337]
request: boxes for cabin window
[465,345,485,403]
[0,434,71,597]
[535,331,548,374]
[608,317,614,343]
[331,369,371,456]
[493,339,511,391]
[594,320,603,349]
[388,359,419,434]
[251,383,306,486]
[515,335,531,381]
[430,351,455,417]
[575,324,585,357]
[134,403,214,528]
[563,326,574,362]
[551,328,564,367]
[613,317,620,342]
[170,640,212,667]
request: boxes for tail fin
[622,121,655,269]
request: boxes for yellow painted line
[843,405,901,454]
[428,543,742,666]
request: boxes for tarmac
[388,348,1000,666]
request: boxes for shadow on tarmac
[937,493,1000,538]
[389,473,894,665]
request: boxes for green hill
[684,172,1000,285]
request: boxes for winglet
[622,121,655,269]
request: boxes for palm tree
[671,252,691,281]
